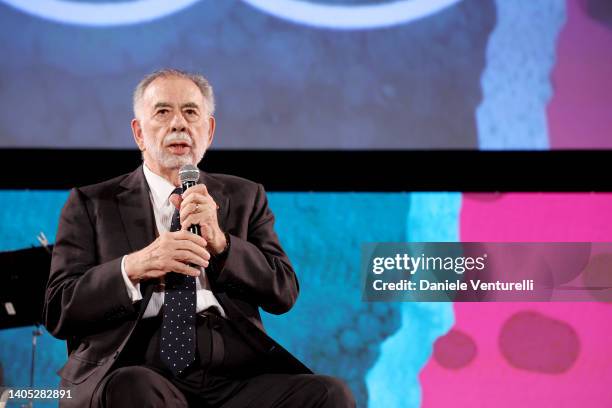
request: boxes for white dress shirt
[120,163,225,318]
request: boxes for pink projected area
[420,193,612,407]
[548,0,612,148]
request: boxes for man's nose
[170,112,187,132]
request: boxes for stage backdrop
[2,0,612,407]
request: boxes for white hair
[133,68,215,117]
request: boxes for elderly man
[44,69,355,408]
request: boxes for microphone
[178,164,201,236]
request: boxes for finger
[181,240,211,262]
[183,184,209,200]
[181,213,218,235]
[179,203,199,224]
[173,230,208,248]
[180,192,197,206]
[201,223,214,243]
[181,196,215,215]
[172,249,209,268]
[180,214,196,231]
[181,190,217,212]
[172,232,211,260]
[168,260,201,277]
[181,213,209,232]
[169,193,183,210]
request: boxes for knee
[104,366,156,396]
[103,366,187,408]
[313,375,356,408]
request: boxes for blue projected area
[0,190,456,407]
[0,0,497,149]
[2,1,597,150]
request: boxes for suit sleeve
[209,184,298,315]
[44,188,136,339]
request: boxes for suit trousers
[94,311,355,408]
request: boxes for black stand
[0,246,52,408]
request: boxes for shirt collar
[143,163,178,208]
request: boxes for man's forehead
[142,76,204,106]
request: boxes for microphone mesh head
[179,164,200,184]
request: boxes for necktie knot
[170,186,182,199]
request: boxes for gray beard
[153,149,196,169]
[144,135,205,169]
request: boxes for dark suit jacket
[44,165,311,408]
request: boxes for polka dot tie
[160,187,197,376]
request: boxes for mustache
[163,132,193,147]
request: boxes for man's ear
[131,118,146,151]
[207,116,216,147]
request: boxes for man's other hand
[124,230,209,284]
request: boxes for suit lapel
[116,165,158,311]
[116,166,156,252]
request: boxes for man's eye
[156,109,169,116]
[185,109,197,116]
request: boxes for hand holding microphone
[175,164,227,256]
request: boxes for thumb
[169,193,182,210]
